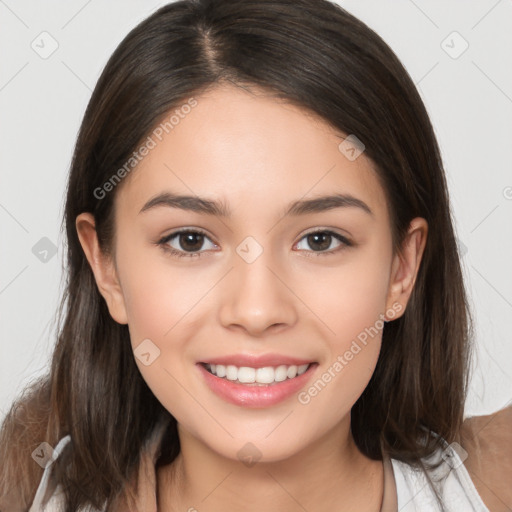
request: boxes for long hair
[0,0,472,509]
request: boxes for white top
[390,444,489,511]
[29,430,490,512]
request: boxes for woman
[1,0,510,510]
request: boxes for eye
[294,229,352,256]
[157,229,218,259]
[156,228,352,260]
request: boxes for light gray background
[1,0,511,423]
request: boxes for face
[78,83,425,464]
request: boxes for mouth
[196,360,319,407]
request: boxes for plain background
[1,0,511,423]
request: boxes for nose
[218,251,298,336]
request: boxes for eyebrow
[138,191,373,218]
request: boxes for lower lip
[196,362,319,408]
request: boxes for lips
[197,360,319,407]
[199,353,316,368]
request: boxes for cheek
[116,247,209,411]
[121,268,192,421]
[300,240,391,346]
[297,291,386,425]
[295,241,391,411]
[119,243,205,346]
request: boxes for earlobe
[385,217,428,319]
[75,212,129,325]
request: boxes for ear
[75,212,128,325]
[385,217,428,320]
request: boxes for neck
[157,416,384,512]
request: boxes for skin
[76,83,427,512]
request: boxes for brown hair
[0,0,472,510]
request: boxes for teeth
[205,363,311,384]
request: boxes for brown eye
[176,232,205,252]
[158,229,217,258]
[306,232,332,251]
[295,230,352,255]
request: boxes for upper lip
[199,353,316,368]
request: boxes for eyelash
[156,228,353,260]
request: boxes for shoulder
[460,405,512,512]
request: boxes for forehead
[114,84,388,222]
